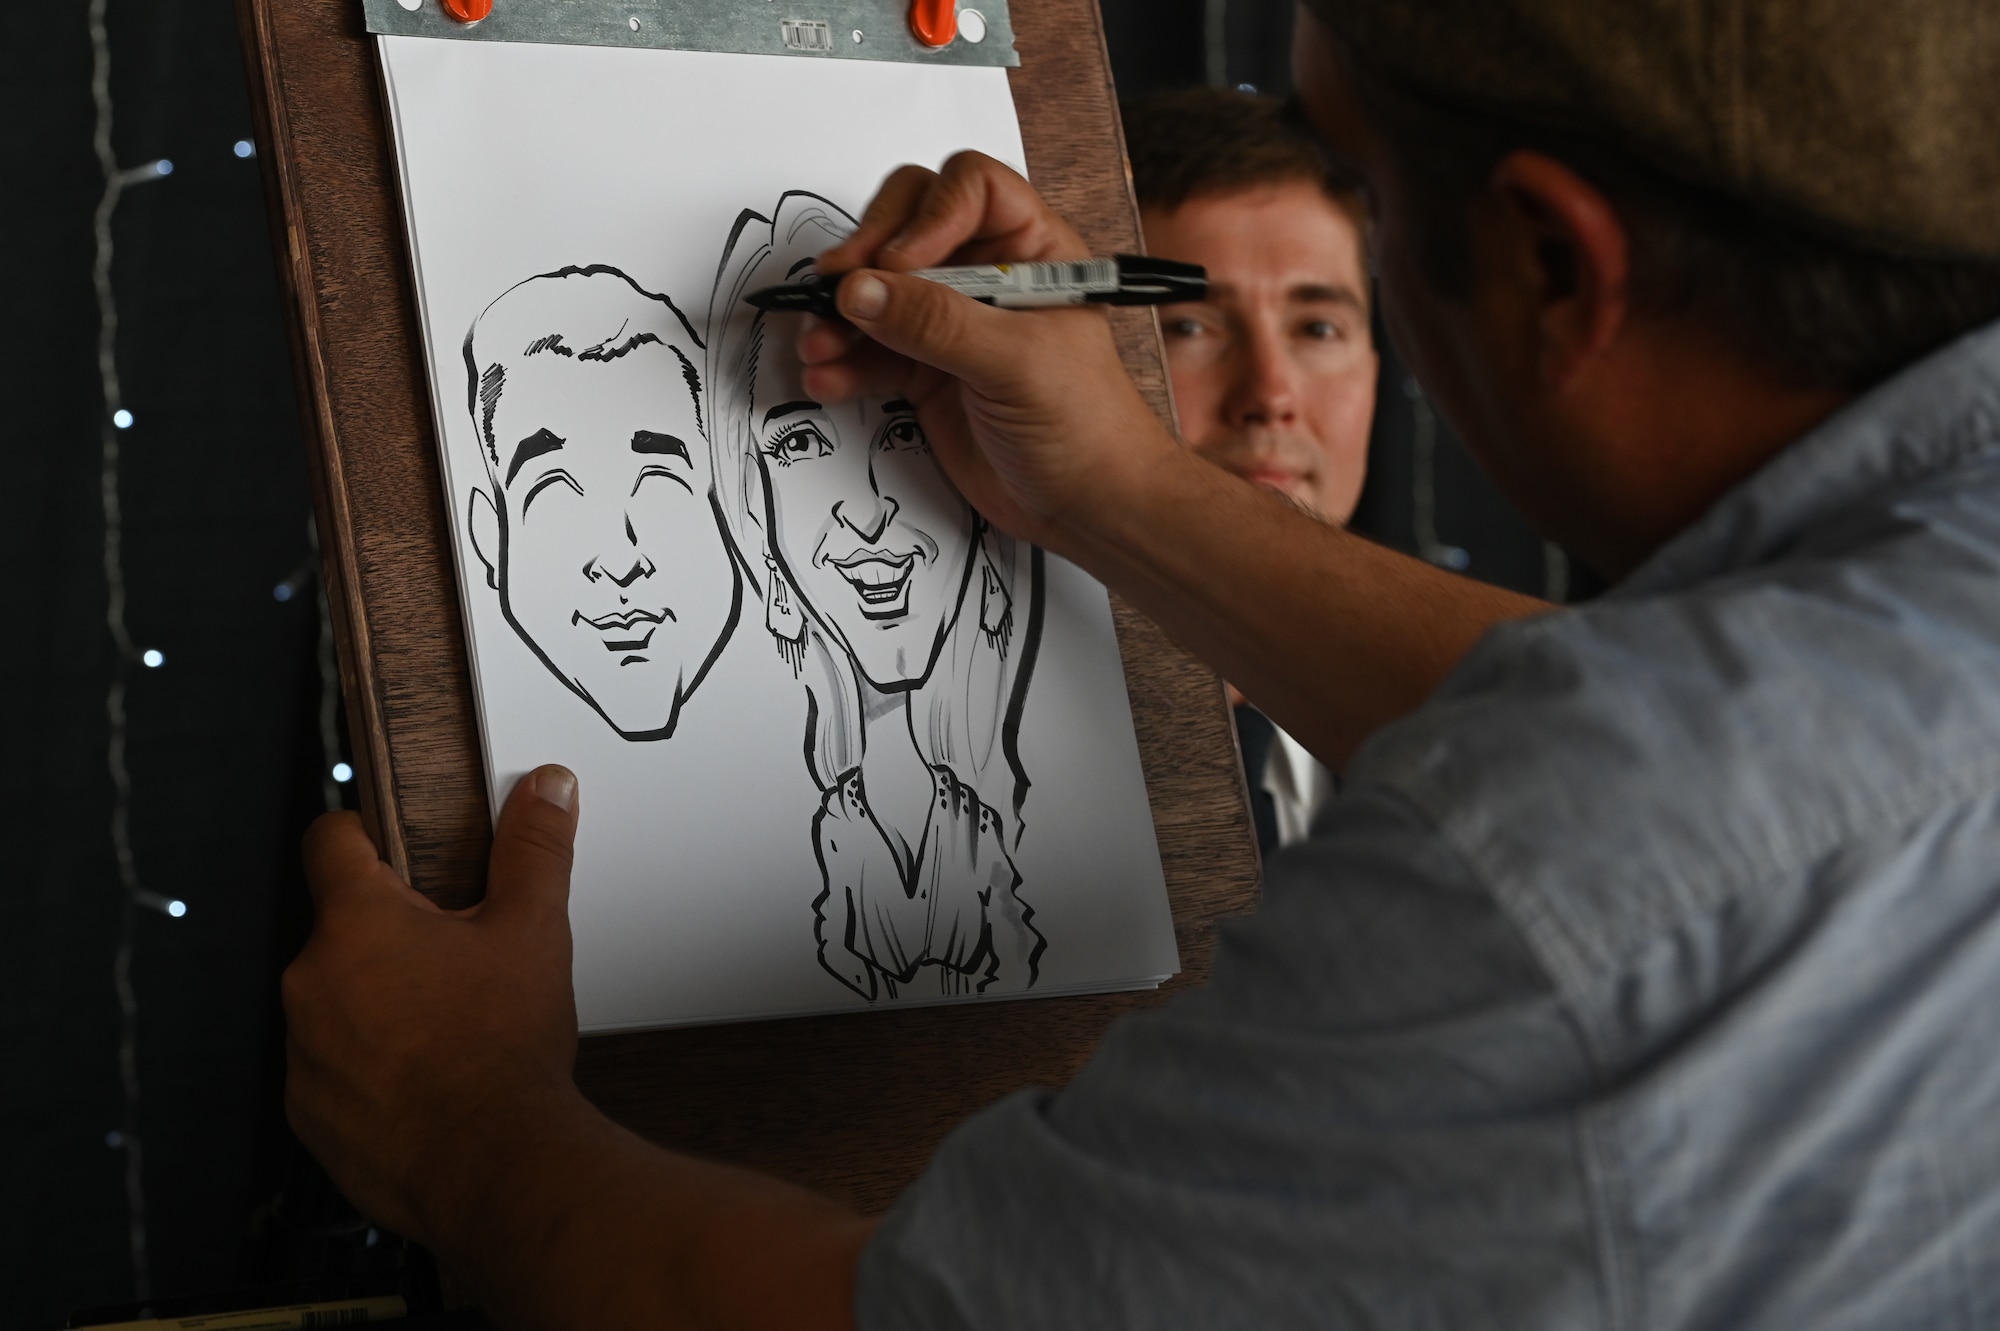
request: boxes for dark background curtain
[0,1,1559,1322]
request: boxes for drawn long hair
[705,192,1040,840]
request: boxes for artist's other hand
[284,765,583,1246]
[800,151,1177,555]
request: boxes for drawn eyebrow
[631,431,690,462]
[506,427,565,487]
[522,468,581,512]
[882,399,915,414]
[762,400,821,427]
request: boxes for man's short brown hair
[1123,88,1365,239]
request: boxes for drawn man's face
[751,318,976,690]
[472,333,737,738]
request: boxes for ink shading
[707,192,1046,1001]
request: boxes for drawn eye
[762,423,834,467]
[522,468,583,513]
[632,464,693,496]
[878,417,929,454]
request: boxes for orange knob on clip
[440,0,493,23]
[909,0,957,47]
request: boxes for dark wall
[1,2,1569,1323]
[0,1,396,1324]
[1104,0,1297,100]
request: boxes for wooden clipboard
[235,0,1259,1212]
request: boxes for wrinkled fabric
[856,320,2000,1329]
[814,764,1042,1001]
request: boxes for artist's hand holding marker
[801,152,1546,771]
[798,153,1178,558]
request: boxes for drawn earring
[978,556,1013,657]
[765,552,807,675]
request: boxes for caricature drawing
[708,193,1046,1001]
[463,266,743,741]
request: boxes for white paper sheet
[377,36,1178,1030]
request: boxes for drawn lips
[831,553,915,611]
[575,606,671,653]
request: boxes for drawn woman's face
[750,316,977,690]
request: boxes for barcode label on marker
[916,259,1121,307]
[780,19,834,51]
[1033,260,1119,290]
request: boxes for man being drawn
[1127,88,1378,855]
[464,266,741,741]
[286,0,2000,1325]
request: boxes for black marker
[745,254,1206,317]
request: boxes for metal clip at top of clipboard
[361,0,1019,68]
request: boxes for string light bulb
[140,649,164,668]
[90,0,180,1292]
[332,762,355,783]
[272,563,312,603]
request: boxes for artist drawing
[708,192,1047,1001]
[462,266,744,741]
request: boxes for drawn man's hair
[463,265,707,475]
[704,193,1040,840]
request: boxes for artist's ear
[468,487,502,589]
[1485,150,1631,392]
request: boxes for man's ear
[1487,150,1631,392]
[468,487,502,590]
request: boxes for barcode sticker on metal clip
[780,19,834,51]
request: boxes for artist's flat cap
[1303,0,2000,259]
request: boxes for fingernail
[844,273,888,320]
[532,765,577,813]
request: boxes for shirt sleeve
[855,785,1609,1330]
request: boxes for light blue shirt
[856,320,2000,1329]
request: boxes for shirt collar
[1612,318,2000,600]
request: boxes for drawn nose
[603,553,655,588]
[582,513,657,587]
[582,552,656,587]
[833,491,898,544]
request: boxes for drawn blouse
[813,764,1044,1001]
